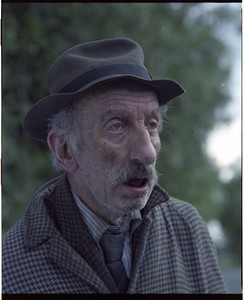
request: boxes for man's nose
[129,128,159,165]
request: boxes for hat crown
[47,38,145,94]
[23,37,185,142]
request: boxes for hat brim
[23,75,185,142]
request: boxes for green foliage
[2,3,241,266]
[219,168,241,266]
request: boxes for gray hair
[47,98,85,171]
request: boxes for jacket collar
[142,184,169,216]
[23,176,169,249]
[23,176,61,248]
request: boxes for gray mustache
[108,162,158,187]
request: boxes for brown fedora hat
[23,38,185,142]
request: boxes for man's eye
[146,120,158,132]
[110,122,124,132]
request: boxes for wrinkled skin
[48,87,162,224]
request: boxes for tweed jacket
[2,175,226,294]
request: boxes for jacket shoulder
[2,176,97,293]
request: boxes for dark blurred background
[2,3,241,293]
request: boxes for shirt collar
[72,192,141,243]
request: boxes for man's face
[70,86,161,223]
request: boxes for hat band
[59,64,152,93]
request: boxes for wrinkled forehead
[76,80,160,122]
[94,87,159,119]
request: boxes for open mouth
[124,177,148,188]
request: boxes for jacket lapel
[127,184,169,293]
[48,231,109,293]
[49,175,120,293]
[24,175,117,293]
[128,215,153,293]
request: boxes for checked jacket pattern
[2,175,226,294]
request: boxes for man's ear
[47,129,79,172]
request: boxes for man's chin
[120,192,150,211]
[113,181,155,212]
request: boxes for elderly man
[3,38,226,294]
